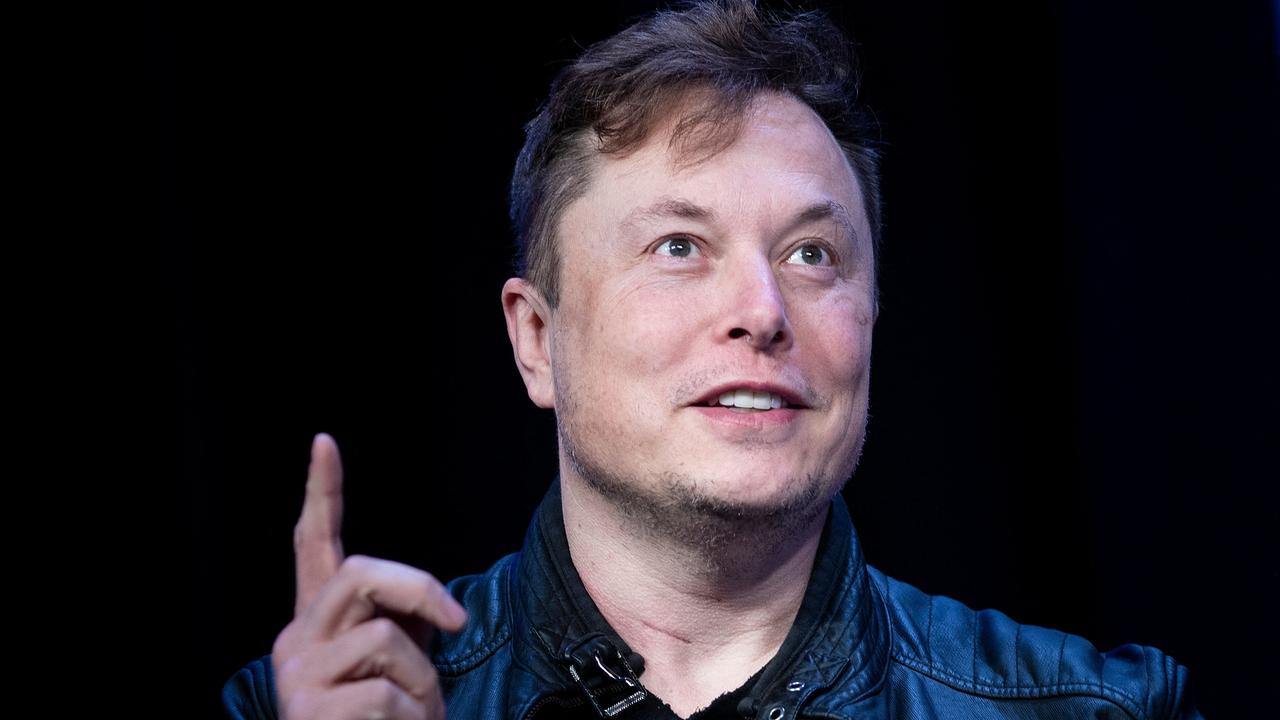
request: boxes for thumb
[293,432,346,618]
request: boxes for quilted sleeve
[221,653,280,720]
[1157,651,1205,720]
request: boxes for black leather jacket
[224,477,1203,719]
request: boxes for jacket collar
[509,475,890,718]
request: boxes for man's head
[508,0,882,313]
[502,0,880,550]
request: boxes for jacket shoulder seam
[434,627,512,676]
[889,650,1148,720]
[432,554,518,676]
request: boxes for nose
[717,251,793,352]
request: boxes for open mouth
[693,388,809,411]
[689,399,805,430]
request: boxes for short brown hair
[509,0,882,310]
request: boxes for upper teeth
[715,389,788,409]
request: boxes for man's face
[537,91,876,530]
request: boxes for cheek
[800,291,874,385]
[594,278,699,372]
[803,289,875,353]
[558,290,688,449]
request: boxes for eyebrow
[619,196,859,245]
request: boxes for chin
[707,471,795,502]
[680,465,831,516]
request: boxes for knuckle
[367,616,399,644]
[342,554,374,575]
[274,619,306,657]
[415,576,435,602]
[417,573,445,605]
[371,677,401,707]
[274,653,305,687]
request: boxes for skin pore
[501,89,877,717]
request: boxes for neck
[559,469,830,717]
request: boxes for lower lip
[689,405,804,430]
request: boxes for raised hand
[270,433,467,720]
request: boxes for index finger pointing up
[293,432,346,618]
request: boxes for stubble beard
[555,378,868,577]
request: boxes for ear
[501,277,556,409]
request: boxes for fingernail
[312,432,328,458]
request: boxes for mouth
[689,386,810,411]
[685,383,811,436]
[687,403,805,431]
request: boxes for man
[224,1,1202,718]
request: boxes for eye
[785,243,835,268]
[654,235,702,260]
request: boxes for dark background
[151,1,1278,717]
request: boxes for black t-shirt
[629,663,766,719]
[551,663,766,720]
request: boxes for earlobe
[501,277,557,409]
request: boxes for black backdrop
[153,2,1278,716]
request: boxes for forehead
[562,90,868,256]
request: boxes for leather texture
[223,476,1203,719]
